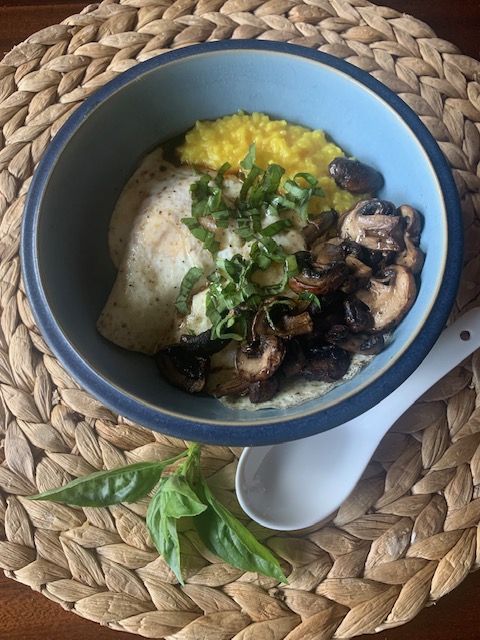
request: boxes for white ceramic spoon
[236,307,480,531]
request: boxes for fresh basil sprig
[29,443,287,585]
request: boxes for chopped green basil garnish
[261,218,293,237]
[298,290,322,309]
[180,217,220,254]
[179,143,326,339]
[264,297,296,331]
[175,267,204,315]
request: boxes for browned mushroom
[325,324,385,355]
[155,344,209,393]
[338,199,405,252]
[236,335,286,382]
[395,204,425,274]
[301,344,351,382]
[281,339,306,377]
[289,249,348,295]
[340,239,368,260]
[302,209,337,247]
[354,265,417,333]
[179,330,231,356]
[343,298,375,333]
[249,377,280,403]
[340,255,373,293]
[214,374,280,403]
[311,239,346,264]
[397,204,423,243]
[282,312,314,337]
[213,376,250,398]
[329,157,384,194]
[251,301,313,340]
[395,235,425,274]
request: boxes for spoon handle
[374,307,480,424]
[332,306,480,512]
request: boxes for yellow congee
[178,111,361,214]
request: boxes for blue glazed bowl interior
[21,41,462,446]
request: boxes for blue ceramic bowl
[21,41,462,446]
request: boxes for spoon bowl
[236,308,480,531]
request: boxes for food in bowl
[21,41,462,446]
[97,112,424,409]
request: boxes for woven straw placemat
[1,1,480,638]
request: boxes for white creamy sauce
[98,147,372,410]
[219,353,372,410]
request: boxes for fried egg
[97,147,305,356]
[97,148,216,355]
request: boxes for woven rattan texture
[1,1,480,638]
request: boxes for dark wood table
[1,2,480,639]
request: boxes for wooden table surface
[1,1,480,639]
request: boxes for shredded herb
[180,217,220,254]
[175,267,204,315]
[272,172,325,222]
[298,290,322,309]
[175,144,326,340]
[264,297,296,331]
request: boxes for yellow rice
[178,111,361,214]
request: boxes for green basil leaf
[294,171,319,187]
[29,461,168,507]
[261,163,285,197]
[240,142,256,171]
[261,218,293,238]
[257,236,286,262]
[214,311,248,341]
[261,253,297,297]
[181,145,324,338]
[146,486,183,584]
[206,292,224,332]
[215,162,232,187]
[160,474,207,518]
[264,297,295,330]
[240,164,265,201]
[175,267,204,315]
[216,256,245,283]
[193,473,288,583]
[180,218,220,255]
[298,290,321,308]
[250,243,272,271]
[234,223,255,240]
[283,179,307,200]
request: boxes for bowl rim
[21,39,463,446]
